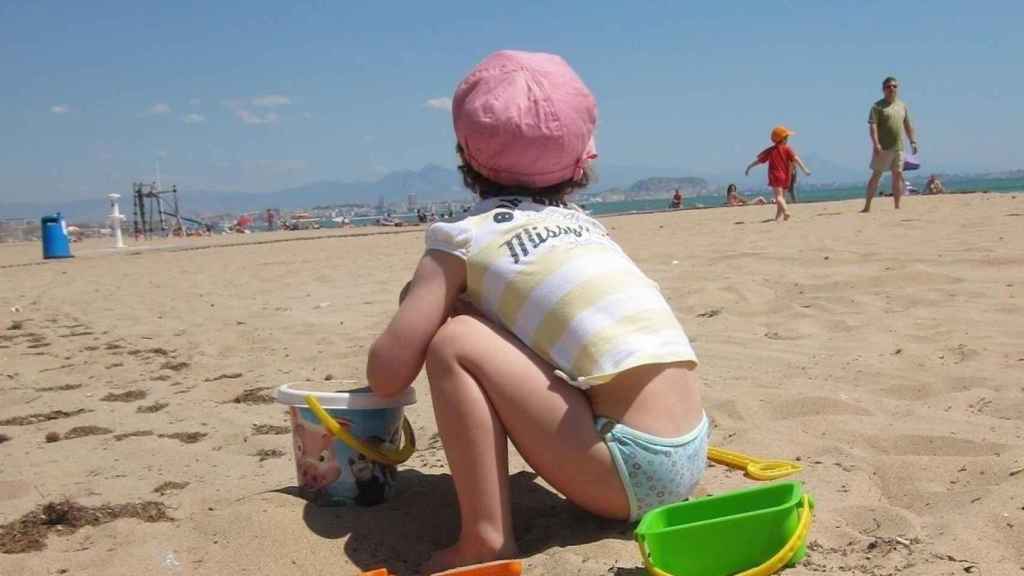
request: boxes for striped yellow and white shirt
[426,197,697,389]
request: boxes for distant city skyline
[2,2,1021,204]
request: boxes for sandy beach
[2,193,1023,576]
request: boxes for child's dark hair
[456,144,591,200]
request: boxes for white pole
[108,194,125,248]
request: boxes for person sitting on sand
[366,50,707,573]
[925,175,945,195]
[725,183,768,206]
[669,188,683,209]
[745,125,811,222]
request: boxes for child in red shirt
[745,125,811,222]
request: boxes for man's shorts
[870,149,903,173]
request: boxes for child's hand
[744,167,751,176]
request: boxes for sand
[2,193,1023,575]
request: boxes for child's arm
[744,159,760,176]
[793,155,812,176]
[367,250,466,397]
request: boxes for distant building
[407,192,417,212]
[0,218,36,243]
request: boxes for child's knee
[425,315,482,373]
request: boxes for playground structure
[131,181,209,239]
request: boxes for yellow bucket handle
[304,394,416,466]
[707,446,803,481]
[639,494,813,576]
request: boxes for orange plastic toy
[360,559,522,576]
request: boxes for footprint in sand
[253,448,286,461]
[61,426,114,440]
[205,372,244,382]
[866,433,1006,458]
[0,500,172,554]
[153,481,189,495]
[769,395,874,420]
[158,432,207,444]
[100,390,148,402]
[159,361,190,372]
[36,383,83,392]
[136,401,169,414]
[114,430,154,441]
[231,387,275,405]
[834,503,920,539]
[251,424,290,435]
[0,409,91,426]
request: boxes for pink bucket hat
[453,50,598,189]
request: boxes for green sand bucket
[635,481,814,576]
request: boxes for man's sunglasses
[884,84,899,90]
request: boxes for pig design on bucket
[289,407,348,491]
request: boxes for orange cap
[770,125,795,144]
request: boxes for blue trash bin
[41,213,73,259]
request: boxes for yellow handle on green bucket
[707,447,803,481]
[305,394,416,466]
[639,494,813,576]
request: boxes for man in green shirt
[862,76,918,212]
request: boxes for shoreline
[1,190,1020,269]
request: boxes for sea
[585,176,1024,218]
[339,175,1024,227]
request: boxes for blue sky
[2,1,1021,203]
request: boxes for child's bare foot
[422,540,519,575]
[783,212,791,221]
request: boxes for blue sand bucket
[41,213,72,259]
[275,383,416,506]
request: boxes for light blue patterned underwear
[596,413,709,521]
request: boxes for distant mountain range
[0,164,472,222]
[2,161,1020,224]
[581,177,710,202]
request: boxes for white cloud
[51,105,69,114]
[143,103,172,116]
[223,95,290,125]
[252,94,291,107]
[236,109,279,125]
[183,113,206,124]
[424,97,452,111]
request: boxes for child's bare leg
[423,315,629,573]
[772,187,789,221]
